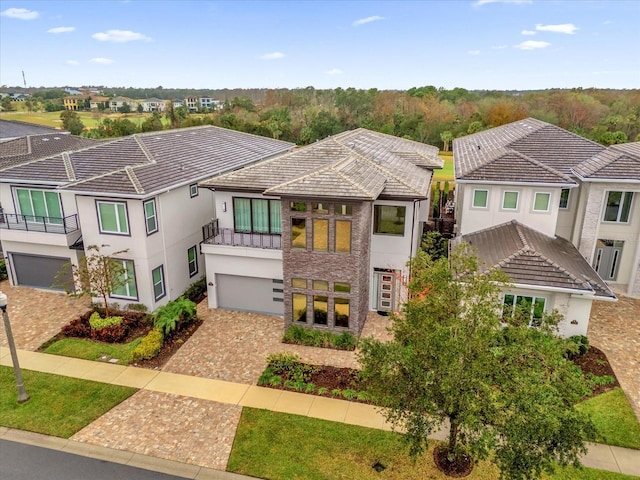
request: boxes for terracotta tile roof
[458,220,615,298]
[202,128,442,200]
[453,118,604,184]
[573,142,640,181]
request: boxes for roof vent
[42,138,49,141]
[54,136,61,140]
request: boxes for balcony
[202,219,282,249]
[0,213,80,234]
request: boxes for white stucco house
[452,118,640,337]
[0,126,293,310]
[199,129,443,334]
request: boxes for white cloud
[48,26,75,34]
[473,0,532,6]
[492,44,509,50]
[468,50,481,55]
[66,60,80,66]
[521,29,536,36]
[260,52,285,60]
[352,15,384,27]
[325,68,343,75]
[92,29,151,43]
[0,7,39,20]
[515,40,551,50]
[90,57,114,65]
[535,23,578,34]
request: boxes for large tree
[358,245,595,479]
[59,110,85,135]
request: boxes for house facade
[200,129,442,335]
[140,98,166,112]
[452,118,638,337]
[0,127,293,310]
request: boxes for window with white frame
[502,191,519,210]
[189,184,199,198]
[472,189,488,208]
[97,200,129,234]
[111,260,137,299]
[16,188,64,224]
[187,245,198,277]
[559,188,571,209]
[533,192,551,212]
[152,265,165,301]
[602,191,634,223]
[143,199,158,235]
[502,294,546,326]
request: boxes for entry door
[593,239,623,281]
[376,271,395,312]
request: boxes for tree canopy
[358,244,596,479]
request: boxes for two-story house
[140,98,166,112]
[199,128,443,335]
[63,94,89,111]
[109,97,139,112]
[452,118,637,337]
[0,126,293,310]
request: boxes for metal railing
[0,213,80,234]
[202,220,281,249]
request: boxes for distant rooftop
[0,119,68,141]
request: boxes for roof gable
[573,142,640,181]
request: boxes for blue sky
[1,0,638,90]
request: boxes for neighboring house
[185,96,199,112]
[63,95,89,111]
[109,97,139,112]
[199,97,213,110]
[199,128,443,335]
[452,118,640,336]
[89,96,111,110]
[140,98,166,112]
[0,126,294,311]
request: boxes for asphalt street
[0,439,189,480]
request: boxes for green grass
[0,110,168,129]
[577,388,640,449]
[0,367,136,438]
[433,151,454,182]
[228,408,637,480]
[43,337,143,365]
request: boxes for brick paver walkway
[588,295,640,421]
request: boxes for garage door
[11,253,71,291]
[217,274,284,316]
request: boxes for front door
[593,239,624,281]
[375,269,396,312]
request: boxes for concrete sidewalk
[1,347,639,477]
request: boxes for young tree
[59,110,85,135]
[59,245,129,317]
[358,244,595,480]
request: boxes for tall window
[313,219,328,251]
[187,245,198,277]
[334,298,350,328]
[143,199,158,235]
[335,220,351,253]
[373,205,406,235]
[603,191,634,223]
[502,191,519,210]
[559,188,571,209]
[152,265,166,301]
[291,218,306,248]
[16,188,63,224]
[503,294,545,326]
[313,296,328,325]
[533,192,550,212]
[233,198,282,234]
[97,201,129,234]
[111,260,137,299]
[293,293,307,322]
[472,190,488,208]
[189,184,199,198]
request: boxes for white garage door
[11,253,72,291]
[217,274,284,315]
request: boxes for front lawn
[0,367,136,438]
[577,388,640,449]
[433,151,454,182]
[228,408,636,480]
[43,337,142,365]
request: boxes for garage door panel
[217,274,284,316]
[12,253,72,291]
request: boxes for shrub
[89,312,123,330]
[342,389,357,400]
[332,388,342,397]
[318,387,328,396]
[126,303,148,312]
[284,379,296,389]
[269,375,282,386]
[183,277,207,303]
[357,391,371,402]
[132,328,164,361]
[0,259,7,281]
[305,383,316,393]
[61,317,91,338]
[90,324,128,342]
[565,335,590,359]
[282,325,357,351]
[153,297,197,335]
[266,352,301,372]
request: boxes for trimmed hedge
[282,325,357,351]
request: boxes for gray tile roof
[458,220,615,298]
[0,119,67,140]
[1,126,294,196]
[453,118,605,184]
[202,128,442,200]
[573,142,640,181]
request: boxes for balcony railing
[0,213,80,234]
[202,219,282,250]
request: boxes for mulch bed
[572,345,620,397]
[433,446,474,478]
[132,317,203,369]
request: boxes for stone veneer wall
[282,199,372,335]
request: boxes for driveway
[0,280,91,351]
[588,295,640,421]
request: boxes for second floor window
[187,245,198,277]
[533,192,550,212]
[143,199,158,235]
[502,191,519,210]
[472,189,488,208]
[559,188,571,209]
[234,198,282,234]
[603,191,634,223]
[16,188,63,224]
[373,205,406,235]
[97,200,129,235]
